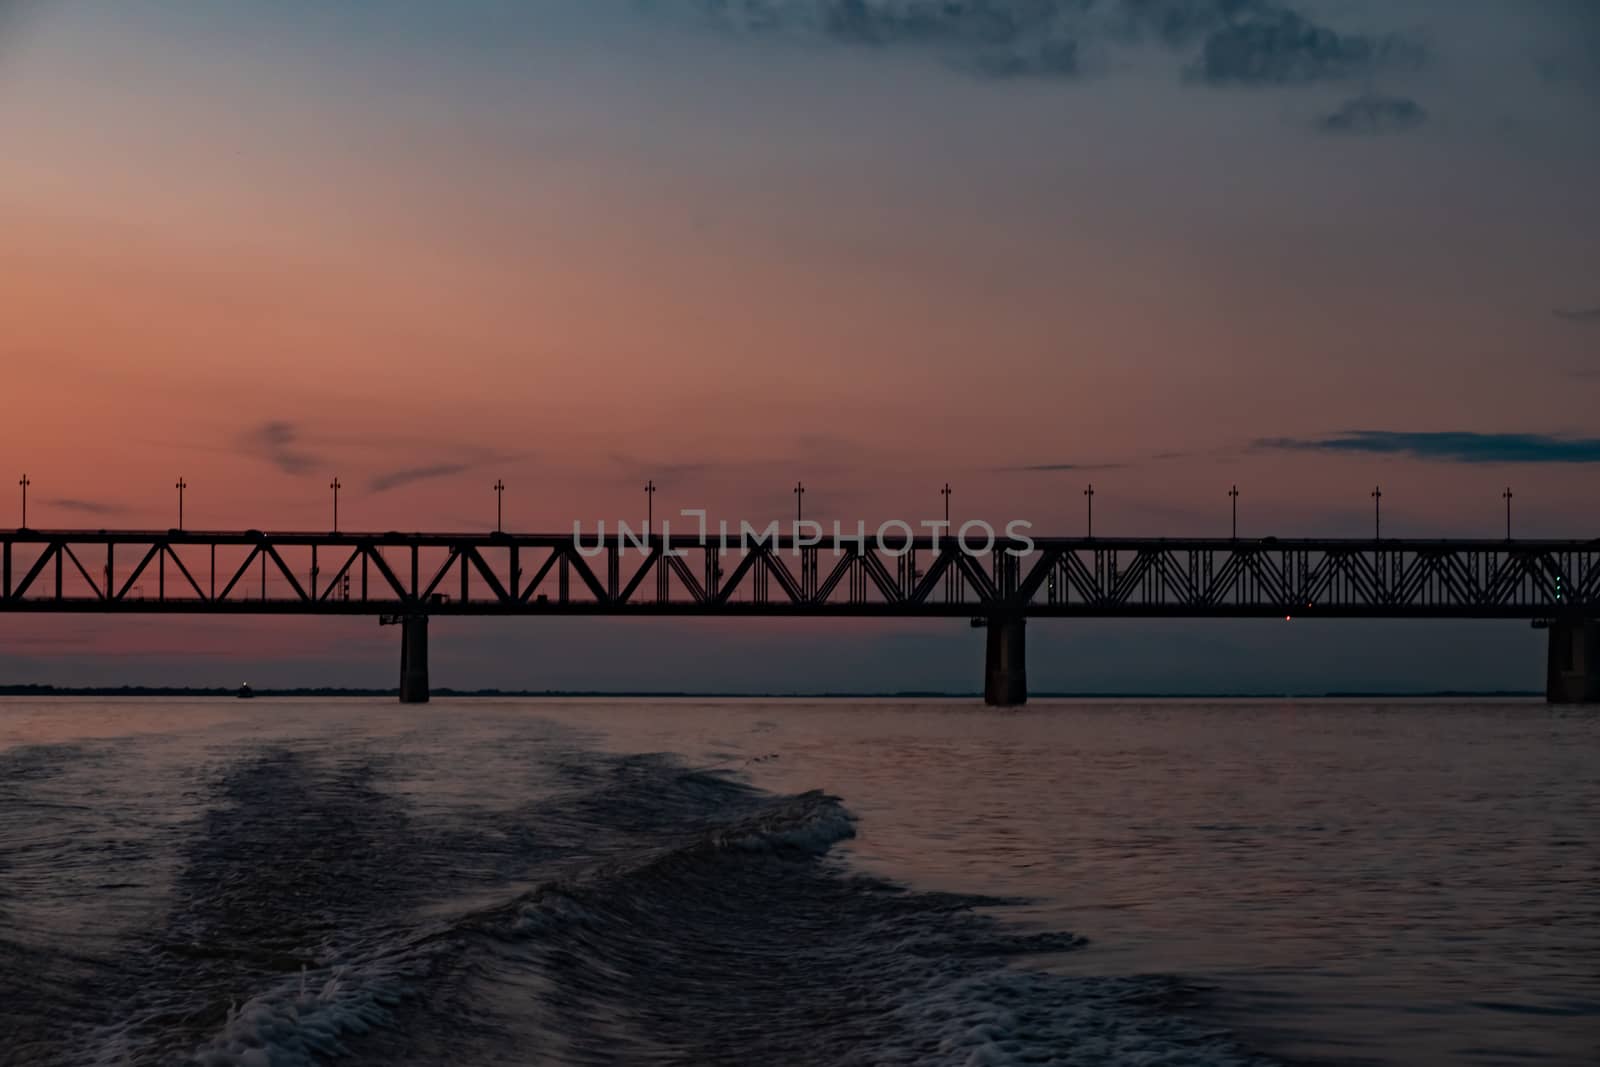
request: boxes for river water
[0,697,1595,1066]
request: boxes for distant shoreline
[0,685,1544,700]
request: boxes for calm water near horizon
[0,697,1595,1066]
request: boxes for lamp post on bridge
[941,482,952,527]
[794,481,805,524]
[645,480,657,536]
[1372,485,1382,540]
[1229,485,1239,540]
[175,477,187,531]
[493,479,506,533]
[1083,484,1094,538]
[18,474,29,529]
[330,477,342,533]
[1503,487,1513,541]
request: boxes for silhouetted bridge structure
[2,529,1596,705]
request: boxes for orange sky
[1,1,1596,689]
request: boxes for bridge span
[2,529,1596,705]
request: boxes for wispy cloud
[1316,94,1427,135]
[1554,307,1600,324]
[239,420,322,476]
[997,461,1126,473]
[1256,430,1600,464]
[368,462,476,493]
[46,498,127,516]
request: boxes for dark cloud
[685,1,1420,86]
[1103,0,1243,47]
[1257,431,1600,464]
[239,420,322,476]
[369,463,474,493]
[1316,93,1427,135]
[1554,307,1600,324]
[821,0,1086,78]
[1189,6,1419,86]
[46,498,127,516]
[1105,0,1419,85]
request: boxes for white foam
[705,790,858,854]
[184,965,407,1067]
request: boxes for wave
[170,966,410,1067]
[439,777,1267,1066]
[54,748,1268,1066]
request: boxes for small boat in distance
[237,682,255,699]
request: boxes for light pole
[330,477,342,533]
[1084,483,1094,538]
[794,481,805,524]
[1372,485,1382,540]
[175,477,187,530]
[645,480,657,536]
[494,479,505,533]
[1502,487,1513,541]
[1229,484,1239,540]
[941,483,952,526]
[18,474,29,528]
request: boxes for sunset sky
[2,0,1597,692]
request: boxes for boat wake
[6,739,1271,1067]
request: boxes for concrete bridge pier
[1546,619,1598,704]
[984,616,1027,707]
[399,615,430,704]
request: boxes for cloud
[681,1,1421,86]
[998,461,1126,473]
[1188,6,1420,86]
[1256,430,1600,464]
[239,420,322,476]
[796,0,1089,78]
[1554,307,1600,324]
[1316,93,1427,135]
[368,462,475,493]
[46,498,127,516]
[1102,0,1239,48]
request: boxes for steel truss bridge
[2,529,1596,704]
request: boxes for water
[0,698,1595,1066]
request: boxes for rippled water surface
[0,698,1595,1066]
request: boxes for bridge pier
[399,615,430,704]
[984,616,1027,707]
[1546,619,1599,704]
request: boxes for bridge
[2,528,1596,705]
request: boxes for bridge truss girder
[1,532,1595,619]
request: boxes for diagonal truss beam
[162,545,208,601]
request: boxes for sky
[1,0,1597,693]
